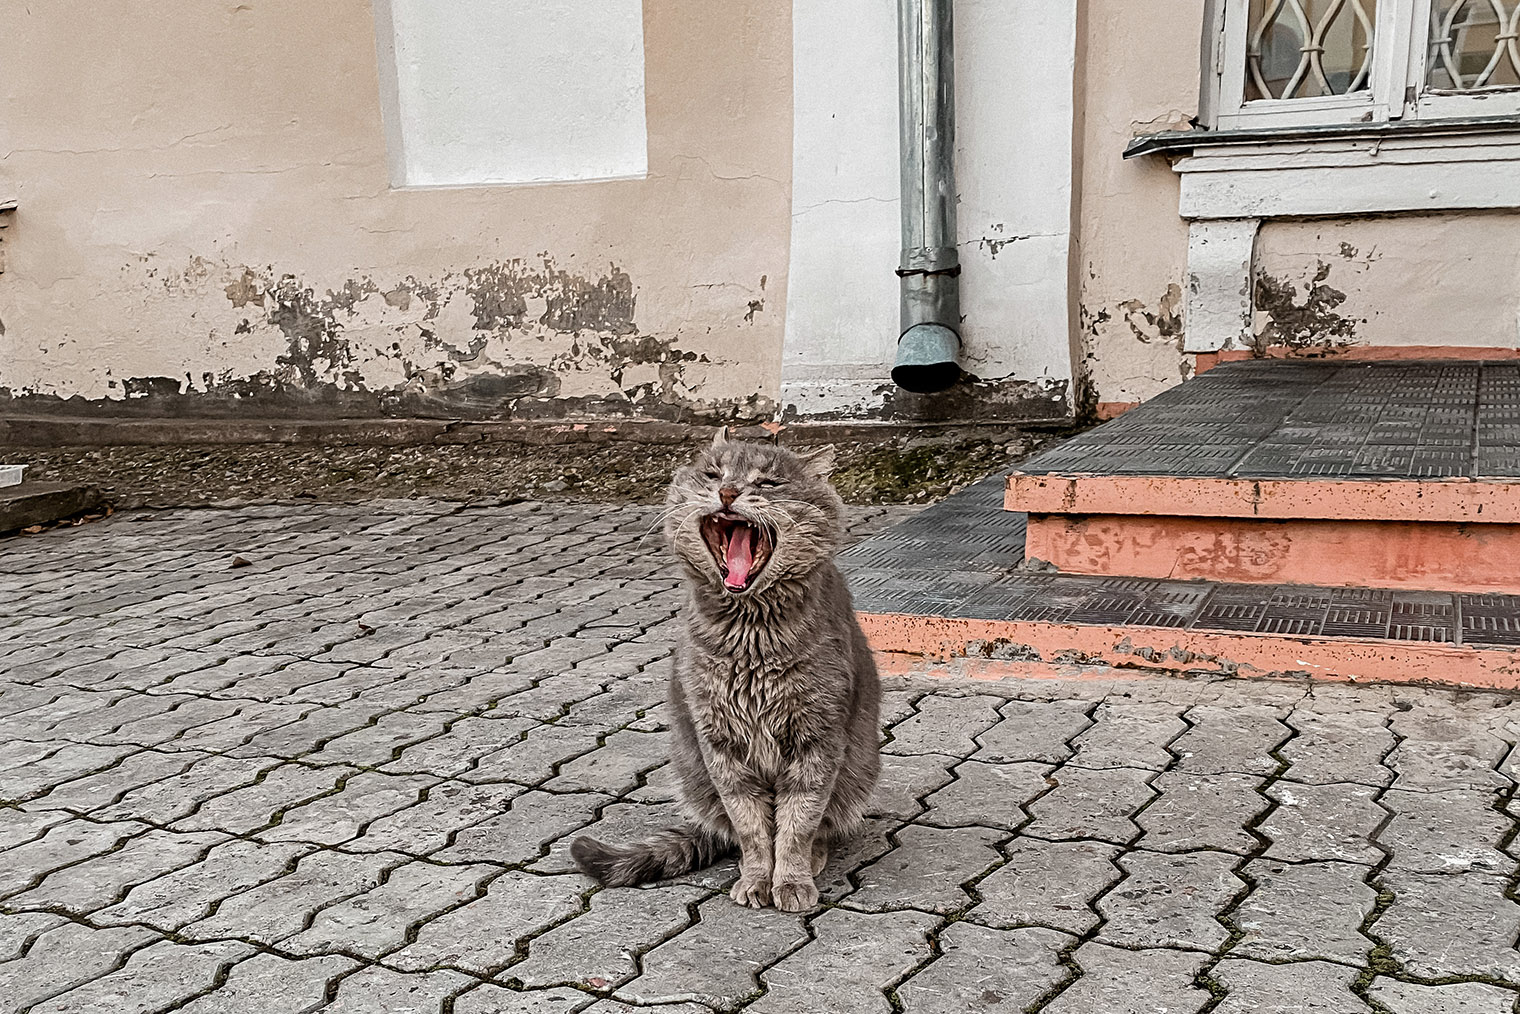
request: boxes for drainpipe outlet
[893,323,962,393]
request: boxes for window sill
[1130,116,1520,220]
[1124,114,1520,159]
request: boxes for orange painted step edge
[1193,345,1520,373]
[1023,513,1520,595]
[857,611,1520,690]
[1006,473,1520,524]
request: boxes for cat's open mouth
[700,512,774,592]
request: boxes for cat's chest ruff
[695,660,814,763]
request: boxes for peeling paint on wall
[1253,262,1362,350]
[1,255,773,423]
[1117,284,1184,344]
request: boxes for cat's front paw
[772,876,819,913]
[730,873,772,908]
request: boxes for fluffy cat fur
[571,432,882,911]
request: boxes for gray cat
[571,433,882,911]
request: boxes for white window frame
[1209,0,1520,130]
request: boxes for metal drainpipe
[892,0,962,394]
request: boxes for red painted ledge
[1006,473,1520,525]
[858,611,1520,690]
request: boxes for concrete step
[1006,358,1520,594]
[844,474,1520,690]
[0,481,106,534]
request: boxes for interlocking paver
[95,839,313,930]
[1041,943,1209,1014]
[460,721,606,785]
[545,728,671,794]
[920,759,1049,830]
[0,818,149,899]
[181,849,405,945]
[456,985,607,1013]
[1388,703,1510,791]
[1260,781,1385,864]
[1068,702,1186,770]
[26,939,255,1014]
[433,788,612,866]
[1232,860,1376,963]
[8,828,227,914]
[172,760,355,833]
[1137,770,1267,853]
[350,781,523,856]
[971,837,1120,935]
[0,912,67,961]
[283,860,496,959]
[1211,957,1371,1013]
[256,771,437,846]
[884,694,1002,757]
[1023,764,1153,843]
[512,883,707,989]
[1376,869,1520,981]
[621,894,808,1009]
[1098,849,1241,951]
[1172,705,1287,775]
[97,752,282,824]
[1382,787,1511,875]
[1281,709,1396,786]
[895,922,1069,1013]
[380,716,540,777]
[387,870,586,974]
[750,907,936,1014]
[0,922,160,1013]
[973,699,1092,764]
[320,966,476,1014]
[867,753,958,820]
[847,823,1003,914]
[1369,978,1518,1014]
[175,953,358,1014]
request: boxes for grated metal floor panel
[841,474,1520,648]
[1018,359,1520,480]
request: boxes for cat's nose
[719,486,739,507]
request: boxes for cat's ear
[710,426,730,449]
[798,444,837,478]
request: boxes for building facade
[2,0,1517,428]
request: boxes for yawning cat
[571,432,882,911]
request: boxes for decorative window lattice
[1429,0,1520,89]
[1246,0,1379,100]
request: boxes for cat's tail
[571,826,732,887]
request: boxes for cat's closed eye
[702,469,722,481]
[755,478,783,488]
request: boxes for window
[1211,0,1520,128]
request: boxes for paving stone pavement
[4,499,1520,1012]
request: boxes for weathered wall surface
[0,1,790,421]
[1254,216,1520,351]
[780,0,1079,423]
[1073,0,1203,414]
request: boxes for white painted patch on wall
[781,0,1079,418]
[373,0,648,188]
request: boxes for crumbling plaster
[0,0,791,420]
[1073,0,1204,411]
[1254,216,1520,351]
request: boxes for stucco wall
[1073,0,1203,414]
[781,0,1080,423]
[0,1,791,421]
[1254,215,1520,351]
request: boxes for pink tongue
[724,526,755,589]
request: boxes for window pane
[1428,0,1520,90]
[1246,0,1378,100]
